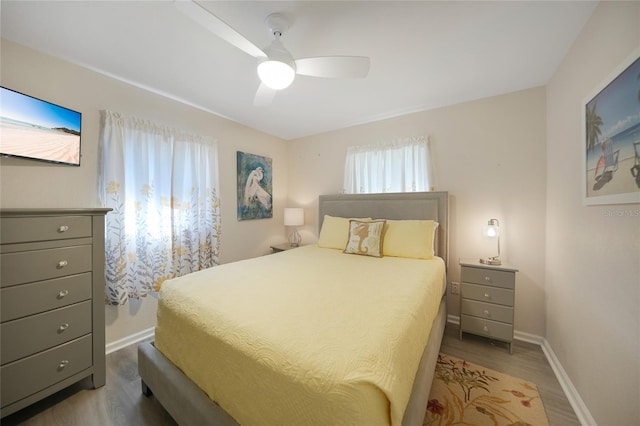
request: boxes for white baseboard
[514,329,544,346]
[539,339,597,426]
[105,327,155,355]
[446,316,594,426]
[447,314,460,325]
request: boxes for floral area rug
[424,353,549,426]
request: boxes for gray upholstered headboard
[318,192,449,267]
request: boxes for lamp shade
[486,219,499,238]
[257,60,295,90]
[480,218,501,265]
[284,208,304,226]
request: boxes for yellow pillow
[343,219,386,258]
[382,219,438,259]
[318,215,370,250]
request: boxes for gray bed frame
[138,191,449,426]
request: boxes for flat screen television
[0,86,81,166]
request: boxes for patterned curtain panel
[343,136,433,194]
[100,111,221,305]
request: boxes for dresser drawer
[1,301,92,365]
[462,282,514,306]
[1,335,92,408]
[461,298,514,324]
[461,314,513,342]
[0,216,91,245]
[461,266,515,289]
[1,273,91,322]
[1,245,92,287]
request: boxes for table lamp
[284,207,304,247]
[480,218,501,265]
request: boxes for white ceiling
[1,1,597,140]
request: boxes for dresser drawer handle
[484,293,491,299]
[483,325,489,333]
[483,309,490,316]
[58,289,69,299]
[484,276,492,282]
[58,360,69,370]
[58,225,70,233]
[57,260,68,269]
[58,323,69,332]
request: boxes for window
[100,111,221,305]
[343,136,433,194]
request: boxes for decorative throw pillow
[382,219,439,259]
[318,215,371,250]
[343,219,386,257]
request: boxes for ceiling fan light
[257,60,296,90]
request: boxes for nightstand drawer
[0,335,92,408]
[461,282,514,306]
[461,299,513,324]
[462,266,515,289]
[1,216,91,244]
[1,301,92,365]
[1,273,92,322]
[1,245,92,287]
[461,315,513,342]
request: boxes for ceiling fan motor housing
[264,13,290,37]
[257,13,296,90]
[260,13,295,72]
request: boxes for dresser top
[0,208,111,217]
[459,258,519,272]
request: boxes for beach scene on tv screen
[0,87,81,165]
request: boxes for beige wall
[288,87,548,337]
[546,2,640,424]
[0,39,289,344]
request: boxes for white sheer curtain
[100,111,221,305]
[343,136,433,194]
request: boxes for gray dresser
[459,259,518,353]
[0,208,110,417]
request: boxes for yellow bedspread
[155,245,445,426]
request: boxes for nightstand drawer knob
[484,276,491,282]
[58,323,69,332]
[58,360,69,370]
[483,325,489,333]
[58,225,70,233]
[58,289,69,298]
[484,293,491,299]
[483,309,490,316]
[57,260,68,269]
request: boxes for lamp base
[479,257,502,266]
[288,228,301,247]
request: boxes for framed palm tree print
[583,47,640,205]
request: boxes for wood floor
[440,326,580,426]
[2,324,579,425]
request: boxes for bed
[138,191,449,426]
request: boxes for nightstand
[270,243,301,253]
[459,258,518,353]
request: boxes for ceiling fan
[175,0,371,106]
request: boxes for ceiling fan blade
[174,0,266,59]
[295,56,370,79]
[253,83,277,107]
